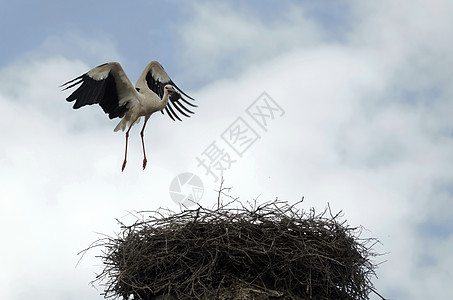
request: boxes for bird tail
[114,117,141,132]
[114,119,127,132]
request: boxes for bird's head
[164,84,181,101]
[164,84,175,95]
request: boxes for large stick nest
[85,199,381,300]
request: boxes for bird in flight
[61,61,196,171]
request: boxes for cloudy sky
[1,0,452,299]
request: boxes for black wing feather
[166,101,182,121]
[164,106,176,121]
[146,71,164,99]
[180,97,197,108]
[169,79,194,100]
[171,100,192,118]
[61,71,128,119]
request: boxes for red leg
[140,116,150,170]
[121,123,134,172]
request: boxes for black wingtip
[180,97,197,108]
[167,101,183,121]
[164,106,176,121]
[170,80,195,101]
[60,75,84,91]
[172,101,191,118]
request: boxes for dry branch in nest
[82,198,382,300]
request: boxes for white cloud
[177,1,323,84]
[29,33,123,67]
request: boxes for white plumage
[61,61,196,171]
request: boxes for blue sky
[1,1,453,299]
[0,0,354,86]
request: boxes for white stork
[61,61,196,171]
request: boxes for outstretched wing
[61,62,136,119]
[144,61,197,121]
